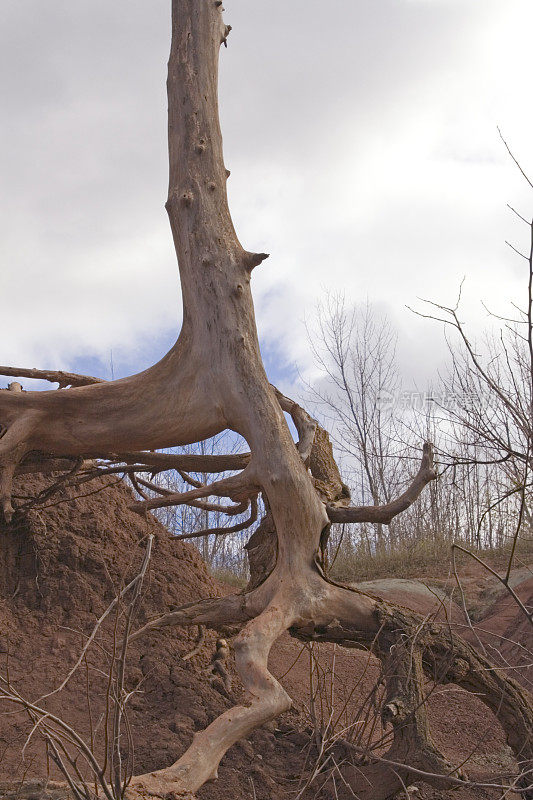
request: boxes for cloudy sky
[1,0,532,394]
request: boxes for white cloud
[0,0,532,395]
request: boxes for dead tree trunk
[1,3,532,798]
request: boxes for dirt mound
[0,475,302,800]
[0,475,530,800]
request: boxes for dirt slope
[467,575,533,692]
[0,475,303,800]
[0,474,530,800]
[268,572,531,800]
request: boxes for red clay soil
[0,474,530,800]
[0,475,304,800]
[470,576,533,692]
[268,583,522,800]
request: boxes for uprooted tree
[1,3,532,798]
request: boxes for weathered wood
[0,365,103,388]
[327,442,436,523]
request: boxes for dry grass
[210,567,247,589]
[328,534,533,583]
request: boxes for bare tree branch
[173,496,258,539]
[326,444,436,524]
[130,469,255,515]
[0,366,104,388]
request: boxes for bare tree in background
[0,5,532,798]
[307,299,458,573]
[307,290,533,574]
[414,190,533,592]
[308,295,405,551]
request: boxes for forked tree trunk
[0,3,532,798]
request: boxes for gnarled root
[126,603,292,799]
[0,410,38,521]
[286,581,533,798]
[312,634,460,800]
[126,575,533,799]
[0,335,230,525]
[335,628,465,800]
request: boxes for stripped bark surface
[1,3,532,798]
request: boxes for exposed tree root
[127,570,533,799]
[127,604,292,799]
[128,595,254,644]
[301,584,533,797]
